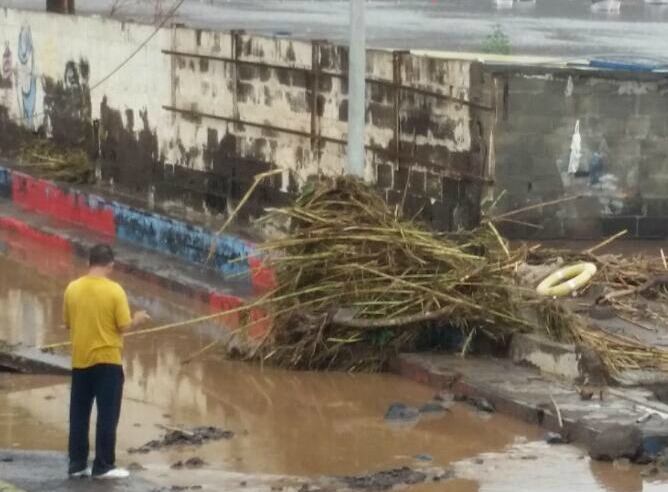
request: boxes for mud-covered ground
[0,227,667,491]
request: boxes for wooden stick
[39,299,268,351]
[616,314,657,332]
[661,249,667,271]
[486,220,510,258]
[582,229,627,255]
[491,195,581,220]
[550,393,563,428]
[155,424,195,436]
[495,217,543,229]
[181,340,220,365]
[206,168,284,262]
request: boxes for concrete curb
[391,353,668,459]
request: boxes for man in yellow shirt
[63,244,150,479]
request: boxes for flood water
[0,228,666,491]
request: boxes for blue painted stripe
[0,167,11,199]
[112,202,254,279]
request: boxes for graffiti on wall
[561,119,625,216]
[16,24,37,128]
[0,43,12,89]
[42,59,92,145]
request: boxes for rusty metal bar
[392,51,406,175]
[231,31,241,124]
[310,41,321,157]
[162,104,492,183]
[161,48,492,110]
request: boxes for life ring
[536,262,597,297]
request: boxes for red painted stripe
[208,291,272,339]
[248,255,277,293]
[0,216,72,252]
[11,172,115,237]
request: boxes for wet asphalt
[0,450,156,492]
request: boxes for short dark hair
[89,244,115,267]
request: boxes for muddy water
[0,229,665,491]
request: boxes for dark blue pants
[68,364,124,476]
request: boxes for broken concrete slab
[0,344,70,375]
[392,353,668,459]
[509,333,579,381]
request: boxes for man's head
[89,244,115,275]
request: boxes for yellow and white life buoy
[536,262,597,297]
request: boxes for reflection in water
[0,230,667,491]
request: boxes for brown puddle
[0,230,666,491]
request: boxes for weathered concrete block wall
[164,32,490,230]
[490,67,668,239]
[0,8,490,232]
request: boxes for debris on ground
[339,467,432,490]
[216,176,668,377]
[456,395,495,413]
[414,454,433,462]
[127,462,146,471]
[171,457,207,469]
[18,138,92,184]
[129,426,233,454]
[545,432,569,445]
[419,401,448,414]
[231,176,529,371]
[150,486,203,492]
[384,403,420,422]
[589,424,642,461]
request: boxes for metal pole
[347,0,366,178]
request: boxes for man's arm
[118,310,151,333]
[115,286,150,333]
[62,288,70,331]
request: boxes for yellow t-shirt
[63,275,132,369]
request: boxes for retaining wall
[0,164,274,291]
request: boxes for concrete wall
[0,8,491,232]
[489,67,668,239]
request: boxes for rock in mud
[171,457,207,469]
[414,454,433,462]
[419,402,447,414]
[384,403,420,422]
[129,426,234,454]
[589,424,642,461]
[433,391,455,404]
[340,467,428,490]
[471,397,495,413]
[127,462,146,471]
[545,432,569,445]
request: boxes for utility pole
[346,0,366,178]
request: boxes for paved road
[4,0,668,58]
[0,451,156,492]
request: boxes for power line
[89,0,187,92]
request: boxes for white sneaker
[68,467,92,478]
[93,468,130,479]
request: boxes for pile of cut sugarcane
[223,176,668,374]
[236,177,541,371]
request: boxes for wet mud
[339,466,438,490]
